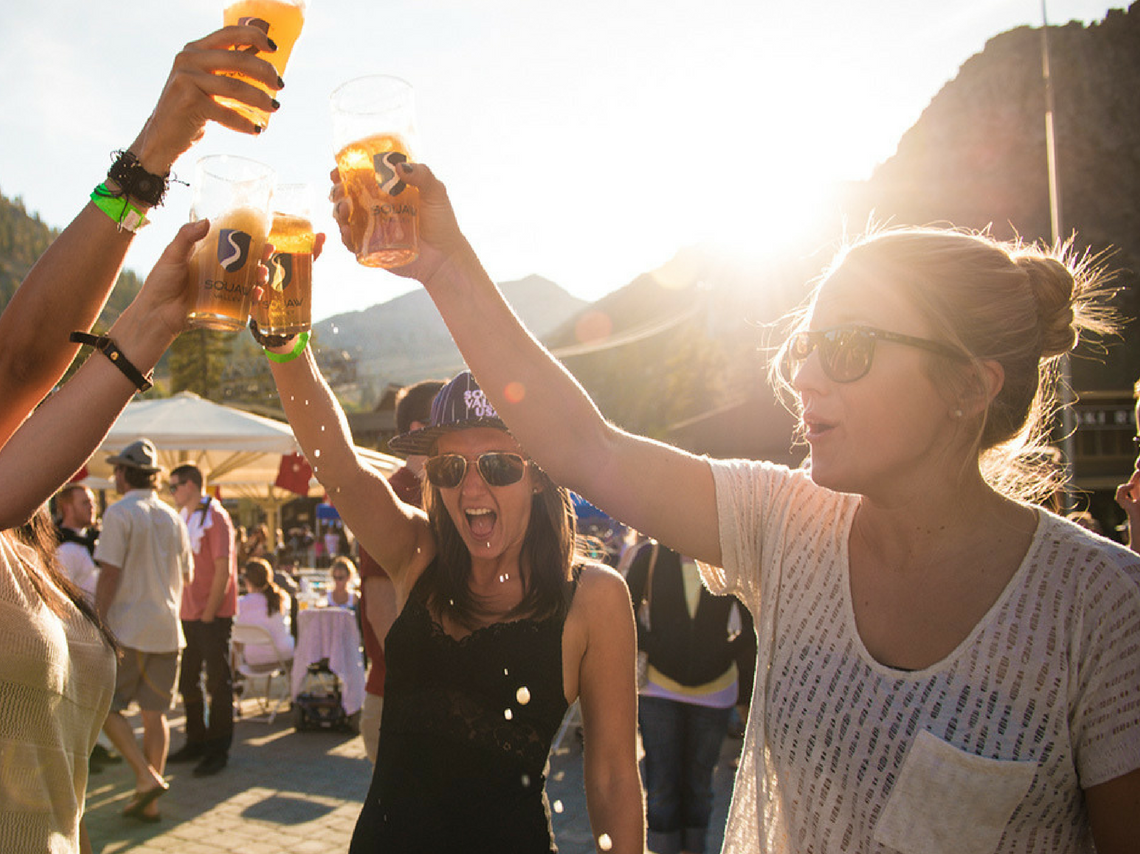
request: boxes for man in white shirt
[54,484,99,602]
[95,439,193,822]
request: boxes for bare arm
[0,221,209,528]
[94,562,122,621]
[0,25,282,449]
[1086,767,1140,854]
[265,348,434,586]
[330,165,722,565]
[575,567,645,854]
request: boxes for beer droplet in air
[503,709,513,721]
[332,325,339,334]
[553,800,564,814]
[516,686,531,705]
[314,449,321,458]
[598,833,613,851]
[520,773,531,788]
[504,381,526,404]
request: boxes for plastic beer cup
[187,155,275,332]
[330,75,419,268]
[220,0,307,128]
[253,183,315,336]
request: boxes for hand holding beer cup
[330,75,421,269]
[130,26,284,177]
[329,161,472,287]
[187,155,275,332]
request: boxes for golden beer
[252,212,314,335]
[219,0,306,128]
[188,205,271,331]
[335,132,419,268]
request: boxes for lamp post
[1041,0,1077,512]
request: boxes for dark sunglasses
[424,452,528,489]
[789,325,966,384]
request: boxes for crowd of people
[1,16,1137,854]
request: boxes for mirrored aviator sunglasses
[424,452,528,489]
[788,325,966,384]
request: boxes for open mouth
[465,507,497,540]
[802,415,836,439]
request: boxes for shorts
[112,647,181,712]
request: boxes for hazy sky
[0,1,1123,322]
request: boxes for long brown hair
[12,506,118,651]
[244,558,286,615]
[421,459,577,630]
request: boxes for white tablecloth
[291,607,366,715]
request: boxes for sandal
[122,781,169,819]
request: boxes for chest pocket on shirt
[873,729,1037,854]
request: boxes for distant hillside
[312,274,587,387]
[0,191,145,329]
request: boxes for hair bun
[1016,255,1076,358]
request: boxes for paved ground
[85,697,742,853]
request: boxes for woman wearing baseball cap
[259,354,643,851]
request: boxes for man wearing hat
[95,438,193,822]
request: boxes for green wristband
[264,330,311,363]
[90,184,148,233]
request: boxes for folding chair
[231,622,294,724]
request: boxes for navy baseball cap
[387,370,509,456]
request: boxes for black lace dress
[349,567,571,853]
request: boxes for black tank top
[350,566,571,853]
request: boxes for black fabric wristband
[69,332,154,393]
[106,150,171,208]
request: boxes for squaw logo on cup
[269,253,294,290]
[373,150,409,196]
[218,229,253,273]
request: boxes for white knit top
[0,532,115,853]
[701,458,1140,854]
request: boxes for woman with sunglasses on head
[257,344,643,851]
[327,161,1140,854]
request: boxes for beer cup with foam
[330,75,419,268]
[253,183,315,335]
[187,155,275,332]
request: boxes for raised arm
[0,25,284,447]
[330,165,723,566]
[0,221,209,528]
[263,340,434,587]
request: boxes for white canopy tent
[85,391,401,543]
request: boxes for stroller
[293,657,361,733]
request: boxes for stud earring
[952,408,964,419]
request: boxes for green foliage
[169,328,233,398]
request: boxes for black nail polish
[399,163,413,175]
[271,99,281,111]
[253,125,264,135]
[267,38,278,52]
[276,76,285,89]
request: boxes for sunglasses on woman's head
[788,325,967,384]
[424,452,528,489]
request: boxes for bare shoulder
[573,561,631,604]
